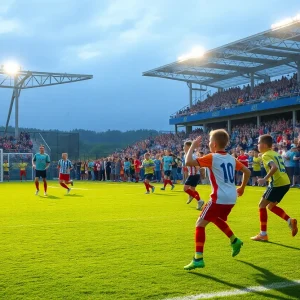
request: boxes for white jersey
[58,159,73,174]
[197,152,243,204]
[185,153,200,176]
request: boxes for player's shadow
[44,195,61,200]
[64,194,83,197]
[237,260,300,299]
[266,241,300,251]
[152,193,176,197]
[189,264,296,300]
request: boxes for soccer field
[0,182,299,300]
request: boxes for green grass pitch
[0,181,299,300]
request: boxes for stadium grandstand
[143,19,300,135]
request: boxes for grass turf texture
[0,182,299,300]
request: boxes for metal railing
[170,90,300,119]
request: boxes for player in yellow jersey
[18,160,28,182]
[141,153,155,194]
[251,134,298,241]
[3,160,10,181]
[251,149,262,186]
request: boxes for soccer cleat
[35,190,39,196]
[160,187,165,191]
[196,200,205,211]
[186,196,193,204]
[70,180,74,186]
[250,234,269,242]
[151,186,155,193]
[231,238,243,257]
[44,192,47,196]
[171,185,175,190]
[145,191,150,194]
[184,258,205,270]
[67,188,71,194]
[289,219,298,237]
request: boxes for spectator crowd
[173,73,300,118]
[70,118,300,188]
[0,132,33,153]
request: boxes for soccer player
[58,153,74,194]
[141,153,155,194]
[134,155,141,183]
[252,149,262,186]
[19,159,28,182]
[237,149,248,185]
[251,134,298,241]
[32,145,50,196]
[184,130,251,270]
[3,160,10,181]
[184,141,205,210]
[161,150,175,191]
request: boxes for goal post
[0,149,3,182]
[5,153,34,181]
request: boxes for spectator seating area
[173,74,300,118]
[111,118,300,160]
[0,132,33,153]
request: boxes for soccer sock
[35,181,39,191]
[213,218,234,239]
[195,226,205,254]
[185,189,200,201]
[144,182,149,192]
[60,182,69,189]
[269,206,290,221]
[44,181,47,192]
[260,208,268,234]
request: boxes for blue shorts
[164,170,171,177]
[145,174,153,181]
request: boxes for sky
[0,0,299,132]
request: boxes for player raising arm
[184,130,251,270]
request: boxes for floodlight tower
[0,63,93,138]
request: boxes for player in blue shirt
[161,150,175,191]
[32,145,51,196]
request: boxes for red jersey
[237,155,248,167]
[134,159,141,171]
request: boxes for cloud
[77,44,102,60]
[119,14,160,43]
[0,17,20,34]
[65,2,161,62]
[0,0,15,14]
[93,0,146,30]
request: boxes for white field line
[164,280,300,300]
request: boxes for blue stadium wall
[170,95,300,126]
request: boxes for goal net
[2,153,34,181]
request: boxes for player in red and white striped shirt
[58,153,74,194]
[183,141,204,210]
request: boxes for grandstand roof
[143,20,300,89]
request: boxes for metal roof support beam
[250,73,254,93]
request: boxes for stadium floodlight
[178,46,205,62]
[2,61,20,75]
[271,13,300,29]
